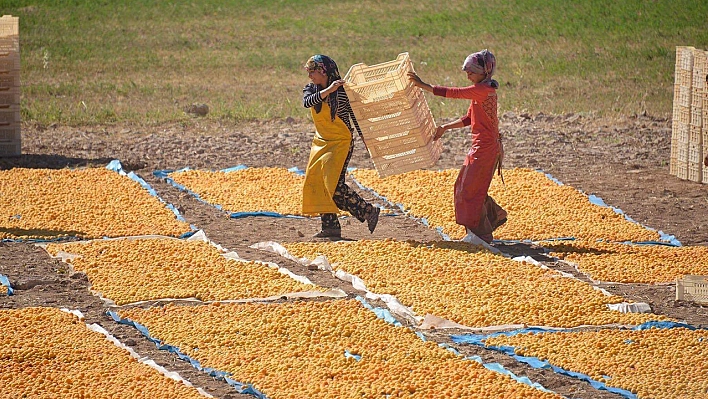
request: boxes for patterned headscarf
[305,54,342,122]
[462,49,498,88]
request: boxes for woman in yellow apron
[302,55,380,238]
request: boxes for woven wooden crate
[0,86,19,108]
[689,142,702,163]
[0,56,19,73]
[0,73,20,90]
[675,159,689,180]
[676,139,690,162]
[0,138,20,157]
[674,85,692,108]
[676,46,694,71]
[0,106,19,125]
[0,16,18,38]
[673,106,691,126]
[689,125,702,144]
[703,165,708,184]
[691,106,703,127]
[672,121,689,142]
[366,116,435,158]
[0,36,18,57]
[371,139,443,178]
[693,49,707,90]
[670,157,680,176]
[0,125,19,141]
[688,161,702,182]
[691,88,704,109]
[349,83,421,121]
[344,53,413,102]
[676,275,708,304]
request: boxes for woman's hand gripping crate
[344,53,442,176]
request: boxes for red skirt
[454,142,506,240]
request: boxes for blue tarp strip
[451,321,706,399]
[107,310,269,398]
[0,274,13,295]
[541,170,681,246]
[355,297,558,395]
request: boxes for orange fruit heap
[283,239,666,328]
[121,299,563,399]
[0,307,205,398]
[544,240,708,283]
[350,168,660,242]
[486,326,708,399]
[169,167,305,215]
[46,237,325,305]
[0,167,190,239]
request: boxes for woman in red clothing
[408,49,506,244]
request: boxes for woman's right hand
[325,79,345,93]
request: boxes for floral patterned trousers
[321,143,377,231]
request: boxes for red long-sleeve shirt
[432,84,499,149]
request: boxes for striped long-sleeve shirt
[302,83,364,141]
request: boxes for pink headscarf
[462,49,498,88]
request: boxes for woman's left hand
[433,125,446,141]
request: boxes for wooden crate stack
[344,53,441,177]
[0,16,19,157]
[671,46,707,183]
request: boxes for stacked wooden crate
[670,46,707,183]
[699,50,708,184]
[0,15,20,157]
[344,53,441,177]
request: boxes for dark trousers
[321,143,376,230]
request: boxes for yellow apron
[302,101,352,215]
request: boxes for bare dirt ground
[1,112,707,398]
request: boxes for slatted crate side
[355,96,432,136]
[689,125,703,144]
[0,86,19,108]
[0,56,20,73]
[676,46,695,71]
[676,275,708,304]
[689,142,703,163]
[372,139,443,178]
[0,105,20,125]
[0,36,19,57]
[693,49,707,90]
[676,160,689,180]
[670,157,680,176]
[366,117,435,158]
[0,125,20,142]
[673,138,690,163]
[703,164,708,184]
[691,88,704,109]
[675,69,693,88]
[674,85,692,108]
[0,138,20,157]
[0,16,19,38]
[349,84,421,121]
[672,121,690,142]
[344,53,413,102]
[688,161,703,182]
[691,106,703,127]
[0,73,20,90]
[673,106,691,127]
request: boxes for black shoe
[367,207,380,234]
[312,229,341,239]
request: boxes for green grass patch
[6,0,708,125]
